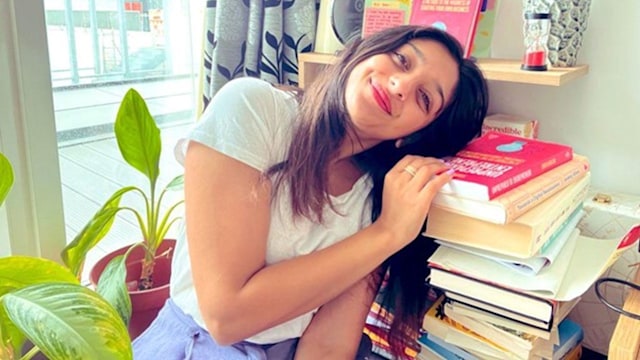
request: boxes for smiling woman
[344,38,459,148]
[131,25,488,360]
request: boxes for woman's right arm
[184,141,451,345]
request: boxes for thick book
[428,266,559,328]
[421,295,518,359]
[481,112,539,139]
[424,173,590,258]
[443,301,555,359]
[361,0,412,38]
[439,131,574,201]
[443,293,573,340]
[408,0,484,58]
[436,208,583,277]
[432,154,589,224]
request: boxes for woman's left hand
[374,155,453,250]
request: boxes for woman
[133,25,488,359]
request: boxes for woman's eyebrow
[407,42,445,112]
[407,42,426,63]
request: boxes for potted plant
[0,153,133,359]
[60,88,184,339]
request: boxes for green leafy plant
[61,88,184,289]
[0,153,133,359]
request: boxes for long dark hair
[269,25,489,357]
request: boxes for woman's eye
[420,91,431,112]
[393,51,409,70]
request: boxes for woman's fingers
[396,156,452,189]
[378,155,454,247]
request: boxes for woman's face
[344,38,459,151]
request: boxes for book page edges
[424,174,590,258]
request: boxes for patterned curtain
[200,0,318,111]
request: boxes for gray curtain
[201,0,318,110]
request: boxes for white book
[445,294,565,341]
[436,208,583,276]
[428,214,639,301]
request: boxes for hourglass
[521,12,550,71]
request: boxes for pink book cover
[409,0,484,58]
[441,131,574,201]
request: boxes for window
[0,1,204,273]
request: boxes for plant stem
[20,345,40,360]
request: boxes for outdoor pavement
[54,76,197,146]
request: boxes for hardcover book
[428,266,560,327]
[424,173,590,258]
[439,131,574,201]
[409,0,484,58]
[443,293,569,340]
[432,154,589,224]
[443,301,555,359]
[481,112,540,139]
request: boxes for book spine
[530,174,590,252]
[499,156,589,223]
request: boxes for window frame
[0,0,66,260]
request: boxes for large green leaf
[0,256,79,297]
[114,88,161,185]
[95,255,131,327]
[0,153,13,205]
[0,257,80,356]
[2,283,132,360]
[61,187,136,276]
[0,306,24,360]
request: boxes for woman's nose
[389,75,409,101]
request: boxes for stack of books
[365,131,640,359]
[415,131,640,359]
[419,299,585,360]
[417,131,596,359]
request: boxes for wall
[488,0,640,195]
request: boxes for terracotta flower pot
[89,239,176,340]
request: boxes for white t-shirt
[171,77,373,344]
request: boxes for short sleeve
[174,77,296,172]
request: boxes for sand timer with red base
[521,12,550,71]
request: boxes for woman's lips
[371,82,391,115]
